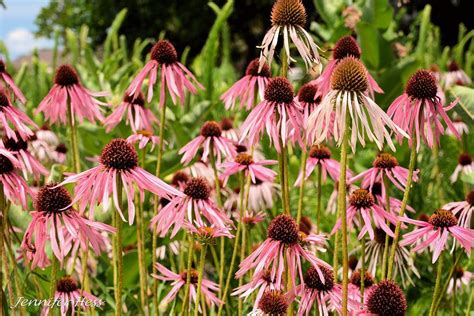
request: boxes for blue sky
[0,0,53,59]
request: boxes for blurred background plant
[0,0,473,314]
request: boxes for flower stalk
[381,175,391,279]
[194,244,208,316]
[387,130,417,279]
[296,149,308,224]
[315,164,323,233]
[113,178,124,316]
[180,236,195,316]
[429,254,444,316]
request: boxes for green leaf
[361,0,394,30]
[103,8,128,59]
[313,0,344,25]
[449,85,474,120]
[415,5,431,65]
[65,28,79,64]
[356,22,394,69]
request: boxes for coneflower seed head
[0,91,9,107]
[405,70,437,100]
[54,65,79,86]
[184,177,211,200]
[56,276,78,293]
[171,171,190,187]
[267,214,299,244]
[350,269,375,288]
[258,290,288,315]
[428,209,457,228]
[348,255,358,271]
[150,40,178,64]
[0,60,5,72]
[448,61,460,72]
[374,228,393,245]
[271,0,306,27]
[349,189,374,209]
[298,216,312,235]
[331,57,368,92]
[3,134,28,151]
[55,143,68,154]
[246,58,271,77]
[366,280,407,316]
[200,121,222,137]
[0,154,14,174]
[235,153,254,165]
[333,36,361,60]
[466,190,474,206]
[370,182,382,197]
[100,139,138,170]
[35,184,72,214]
[297,83,319,104]
[181,270,199,284]
[124,92,145,106]
[458,153,472,166]
[304,265,334,292]
[373,153,398,169]
[235,144,248,153]
[265,77,294,103]
[309,144,331,159]
[220,117,234,131]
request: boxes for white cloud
[5,27,53,58]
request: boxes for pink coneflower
[2,133,49,179]
[104,92,158,133]
[236,214,330,289]
[296,265,360,316]
[248,178,278,212]
[0,148,31,208]
[54,143,67,164]
[219,152,277,186]
[350,153,419,192]
[40,276,103,316]
[240,77,304,152]
[220,117,240,142]
[152,262,222,311]
[443,61,472,88]
[306,57,406,152]
[251,290,291,316]
[450,152,473,183]
[232,269,279,310]
[127,39,203,105]
[447,117,469,136]
[28,126,60,163]
[443,190,474,229]
[368,182,415,216]
[0,89,36,141]
[296,83,322,128]
[258,0,320,72]
[400,209,474,263]
[0,59,26,103]
[186,222,234,243]
[313,35,383,98]
[221,59,271,110]
[295,144,349,186]
[21,184,114,269]
[331,189,399,240]
[59,139,180,223]
[150,177,232,238]
[36,64,108,124]
[170,171,191,190]
[447,266,473,295]
[326,182,357,215]
[363,280,407,316]
[348,269,375,302]
[387,69,460,151]
[179,121,236,164]
[127,129,162,151]
[236,210,266,226]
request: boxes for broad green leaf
[313,0,344,25]
[415,5,431,65]
[450,85,474,120]
[361,0,393,30]
[356,22,394,69]
[65,28,79,64]
[103,8,128,59]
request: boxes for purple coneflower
[59,138,180,223]
[152,262,222,311]
[0,148,31,208]
[221,59,271,110]
[400,209,474,263]
[250,290,291,316]
[367,182,416,216]
[127,129,162,151]
[296,265,360,315]
[296,83,323,130]
[150,177,231,238]
[248,178,277,212]
[447,117,469,136]
[350,152,419,192]
[179,121,237,164]
[21,184,114,269]
[348,269,375,302]
[127,40,203,105]
[361,280,407,316]
[219,152,277,186]
[294,144,349,186]
[240,77,304,152]
[41,276,103,316]
[104,92,158,133]
[236,214,329,289]
[0,59,26,103]
[331,189,399,240]
[450,152,473,183]
[220,117,240,142]
[443,190,474,229]
[233,269,279,310]
[0,89,36,141]
[258,0,320,71]
[388,69,460,151]
[36,64,108,124]
[447,266,473,295]
[313,35,383,98]
[306,57,406,152]
[443,61,472,88]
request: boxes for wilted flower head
[221,58,271,110]
[307,57,406,152]
[36,64,108,125]
[258,0,320,72]
[0,89,36,141]
[388,69,460,151]
[127,39,203,106]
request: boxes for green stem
[360,235,366,304]
[381,175,391,279]
[113,179,124,316]
[194,245,208,316]
[238,216,247,316]
[296,149,308,224]
[152,103,167,315]
[315,164,322,234]
[209,142,223,207]
[434,251,462,313]
[338,115,350,316]
[452,273,456,316]
[0,184,5,313]
[387,132,417,280]
[466,287,474,316]
[67,101,81,174]
[136,191,148,313]
[429,255,444,316]
[180,236,195,316]
[48,256,59,316]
